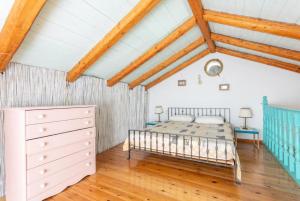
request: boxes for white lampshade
[155,106,163,114]
[239,108,252,118]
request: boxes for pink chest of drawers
[4,105,96,201]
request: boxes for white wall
[147,53,300,139]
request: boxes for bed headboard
[167,107,231,123]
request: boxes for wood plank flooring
[3,143,300,201]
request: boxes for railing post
[288,112,295,173]
[283,111,289,167]
[263,96,268,145]
[271,108,276,153]
[295,113,300,182]
[278,110,284,162]
[274,108,279,158]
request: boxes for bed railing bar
[169,134,171,154]
[134,130,136,149]
[163,133,165,154]
[198,137,201,159]
[183,136,185,157]
[156,132,158,153]
[206,138,209,162]
[128,130,131,160]
[225,140,227,165]
[139,131,141,150]
[191,136,193,159]
[176,136,178,156]
[216,139,218,163]
[234,144,238,183]
[150,131,152,152]
[144,132,146,151]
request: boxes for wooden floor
[3,142,298,201]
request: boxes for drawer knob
[38,114,46,119]
[88,131,93,135]
[86,152,91,156]
[39,155,47,161]
[85,141,91,146]
[86,162,92,167]
[40,169,47,175]
[40,183,48,189]
[86,110,91,114]
[40,142,47,147]
[39,128,47,133]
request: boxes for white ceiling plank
[122,27,202,83]
[0,0,14,30]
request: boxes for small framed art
[178,80,186,86]
[219,84,230,91]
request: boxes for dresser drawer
[27,138,95,169]
[27,158,95,199]
[26,127,95,155]
[27,148,94,184]
[26,117,95,139]
[26,107,95,125]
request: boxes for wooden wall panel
[0,62,147,196]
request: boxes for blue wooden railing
[263,96,300,185]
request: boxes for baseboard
[237,138,263,144]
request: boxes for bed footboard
[127,130,240,183]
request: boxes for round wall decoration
[204,59,223,76]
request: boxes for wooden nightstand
[234,127,260,149]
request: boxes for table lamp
[239,108,252,129]
[155,106,163,122]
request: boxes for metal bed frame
[127,107,239,183]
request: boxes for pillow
[195,116,224,124]
[169,115,194,122]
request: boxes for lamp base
[157,114,161,122]
[241,117,249,130]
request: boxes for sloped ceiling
[1,0,299,86]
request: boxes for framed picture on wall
[178,80,186,86]
[219,84,230,91]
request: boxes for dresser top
[2,105,96,111]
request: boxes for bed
[123,107,241,183]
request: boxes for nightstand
[234,127,260,149]
[145,121,159,127]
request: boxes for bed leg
[127,149,131,160]
[234,162,241,185]
[128,130,131,160]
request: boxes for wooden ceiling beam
[107,17,196,87]
[203,10,300,40]
[0,0,46,72]
[145,49,210,90]
[212,33,300,62]
[188,0,215,53]
[129,37,205,89]
[216,47,300,73]
[66,0,160,82]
